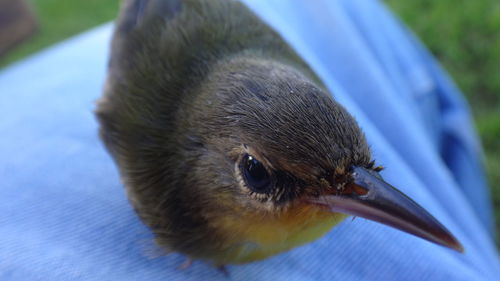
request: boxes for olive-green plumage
[97,0,370,265]
[97,0,462,267]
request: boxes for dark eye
[241,154,272,193]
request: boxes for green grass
[0,0,120,67]
[1,0,499,244]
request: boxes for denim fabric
[0,0,498,280]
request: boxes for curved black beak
[308,166,464,252]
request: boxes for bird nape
[96,0,463,267]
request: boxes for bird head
[173,55,463,259]
[97,0,463,266]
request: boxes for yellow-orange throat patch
[215,204,346,264]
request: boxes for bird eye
[240,154,272,193]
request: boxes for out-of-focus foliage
[0,0,120,67]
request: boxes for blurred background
[0,0,498,245]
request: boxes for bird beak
[308,166,464,252]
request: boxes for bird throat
[215,204,346,264]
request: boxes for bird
[96,0,463,267]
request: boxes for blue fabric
[0,0,498,280]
